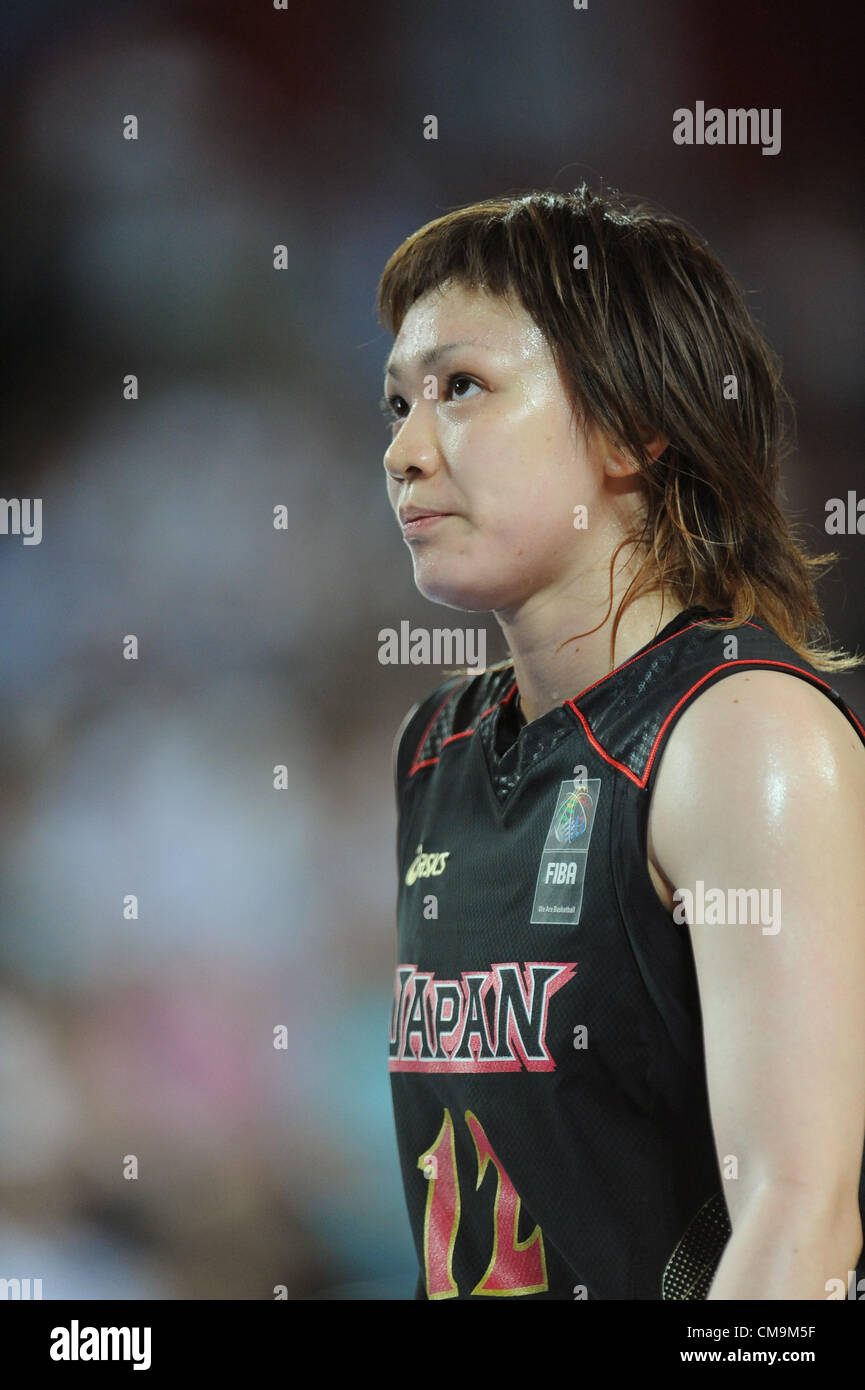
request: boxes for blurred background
[1,0,862,1298]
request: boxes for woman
[378,186,865,1300]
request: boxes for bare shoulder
[657,669,865,784]
[647,670,865,898]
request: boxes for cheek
[479,506,576,578]
[482,454,581,543]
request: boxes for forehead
[384,281,549,379]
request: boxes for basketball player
[377,187,865,1300]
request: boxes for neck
[498,588,687,724]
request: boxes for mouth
[399,511,454,536]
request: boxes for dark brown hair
[377,184,859,672]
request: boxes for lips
[398,505,456,537]
[400,511,452,536]
[399,507,452,524]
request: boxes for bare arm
[648,670,865,1299]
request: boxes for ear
[603,434,669,476]
[644,434,669,463]
[603,451,639,478]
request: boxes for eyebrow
[383,339,487,382]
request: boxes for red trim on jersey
[844,703,865,741]
[407,617,756,775]
[405,627,862,787]
[568,659,840,788]
[440,729,474,750]
[409,682,468,776]
[569,617,763,704]
[409,680,517,775]
[566,702,645,787]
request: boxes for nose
[383,403,442,483]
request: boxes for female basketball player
[378,187,865,1300]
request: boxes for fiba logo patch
[531,779,601,925]
[554,788,594,844]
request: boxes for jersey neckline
[483,606,736,784]
[504,604,724,718]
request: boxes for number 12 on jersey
[418,1108,548,1298]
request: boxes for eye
[443,373,481,401]
[378,394,408,430]
[379,373,483,430]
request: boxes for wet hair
[377,184,859,671]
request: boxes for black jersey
[389,605,865,1300]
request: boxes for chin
[412,559,516,613]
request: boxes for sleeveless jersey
[389,605,865,1300]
